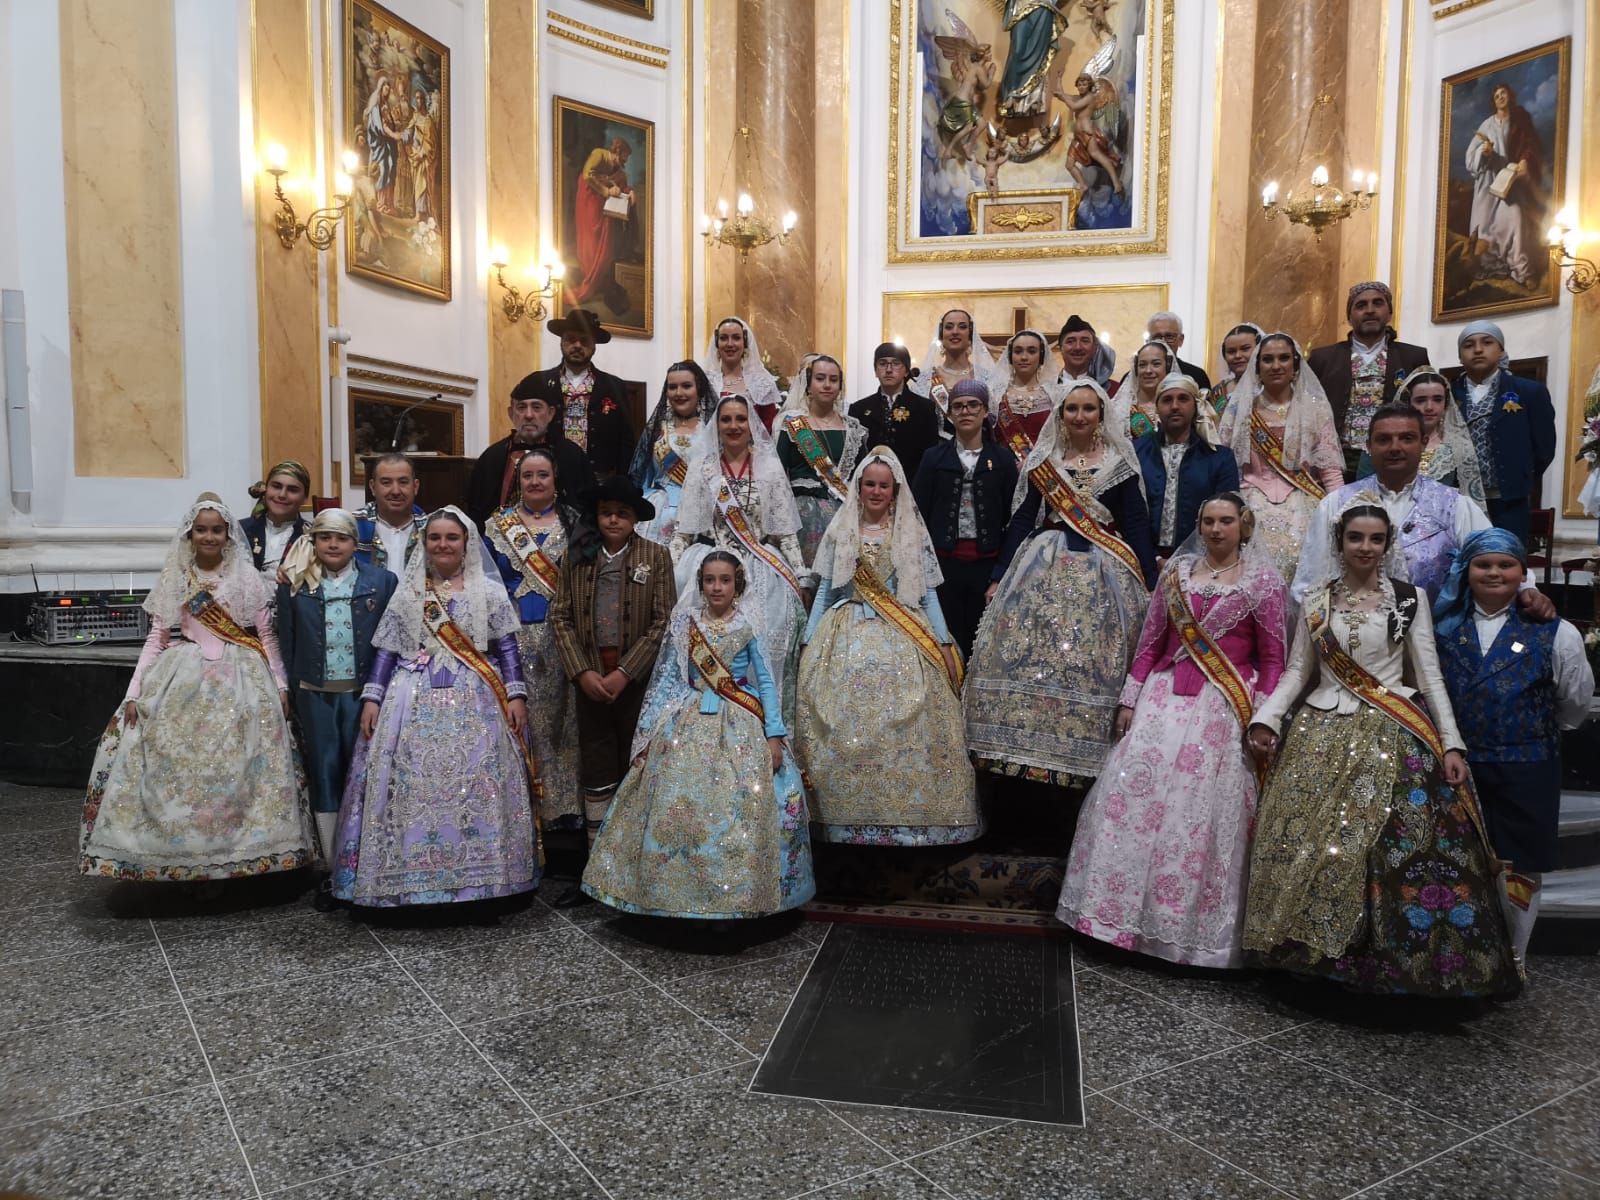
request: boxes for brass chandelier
[702,126,797,262]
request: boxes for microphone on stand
[390,392,443,450]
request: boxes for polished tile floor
[3,781,1599,1200]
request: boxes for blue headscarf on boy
[1432,527,1527,638]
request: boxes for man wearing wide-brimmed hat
[530,307,635,479]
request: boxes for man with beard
[1308,281,1430,477]
[465,373,597,531]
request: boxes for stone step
[1558,791,1600,870]
[1540,862,1600,919]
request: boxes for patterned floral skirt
[582,698,814,918]
[636,480,683,546]
[81,642,315,881]
[517,620,581,830]
[793,494,841,568]
[1243,705,1520,998]
[797,600,981,846]
[963,532,1147,787]
[332,665,541,907]
[1058,671,1259,967]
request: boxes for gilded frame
[887,0,1172,263]
[1431,37,1569,323]
[343,0,452,300]
[582,0,654,18]
[552,95,656,339]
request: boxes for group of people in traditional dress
[80,289,1587,998]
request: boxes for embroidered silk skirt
[637,480,684,546]
[792,494,841,569]
[332,666,541,907]
[582,698,814,918]
[1057,670,1258,967]
[963,532,1147,787]
[1242,485,1318,588]
[797,600,980,845]
[516,619,582,829]
[1243,705,1520,998]
[81,642,315,881]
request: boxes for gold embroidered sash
[1249,409,1326,500]
[1028,458,1147,589]
[422,594,545,806]
[781,412,849,501]
[852,558,963,694]
[713,482,806,602]
[491,509,561,597]
[654,435,689,486]
[687,619,765,723]
[1161,568,1252,730]
[188,591,267,662]
[996,398,1035,462]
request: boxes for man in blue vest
[354,452,426,576]
[1452,321,1557,544]
[1132,372,1239,562]
[1433,528,1593,962]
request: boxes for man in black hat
[848,342,943,480]
[1057,315,1114,386]
[464,372,596,530]
[531,307,634,472]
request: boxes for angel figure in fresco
[1060,72,1123,194]
[982,123,1013,199]
[1081,0,1115,42]
[407,87,438,222]
[933,10,998,165]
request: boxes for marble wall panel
[1205,0,1261,354]
[1562,0,1600,515]
[487,0,539,442]
[252,0,323,485]
[59,0,186,478]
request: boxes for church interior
[2,0,1600,1196]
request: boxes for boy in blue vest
[1433,529,1593,962]
[276,509,398,908]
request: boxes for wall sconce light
[1547,208,1598,295]
[489,246,565,324]
[262,143,354,251]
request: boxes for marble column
[60,0,186,478]
[486,0,539,443]
[733,0,816,384]
[1242,0,1351,350]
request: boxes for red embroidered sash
[1028,458,1147,589]
[713,482,806,602]
[781,412,849,501]
[491,509,561,597]
[422,594,545,806]
[1160,568,1252,730]
[996,398,1035,462]
[687,619,765,723]
[852,559,963,694]
[188,591,267,662]
[1249,409,1326,500]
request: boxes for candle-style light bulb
[717,198,729,218]
[264,142,289,172]
[490,243,509,268]
[737,192,754,216]
[341,149,360,173]
[548,260,566,281]
[1311,164,1330,188]
[782,210,798,232]
[333,170,353,199]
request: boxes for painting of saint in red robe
[554,98,654,337]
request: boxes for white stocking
[584,789,615,850]
[315,813,338,866]
[1499,871,1542,961]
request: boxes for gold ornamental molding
[1432,0,1495,18]
[547,13,667,69]
[346,354,477,385]
[346,354,478,398]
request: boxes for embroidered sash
[1029,458,1147,589]
[1160,569,1252,730]
[996,399,1034,462]
[687,619,765,723]
[654,435,689,486]
[1249,409,1326,500]
[713,482,806,602]
[421,594,544,804]
[188,591,267,662]
[852,558,963,693]
[1306,609,1496,856]
[781,412,849,501]
[492,509,561,597]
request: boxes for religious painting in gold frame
[888,0,1171,263]
[1431,38,1569,322]
[344,0,452,300]
[347,388,464,486]
[552,97,655,338]
[883,283,1170,378]
[582,0,653,16]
